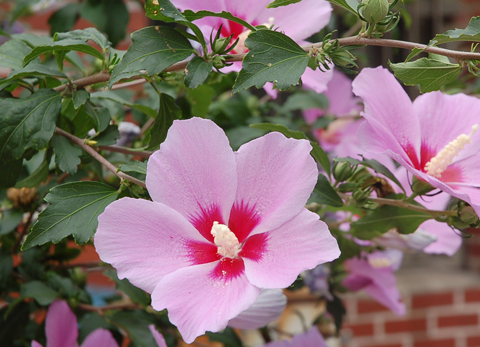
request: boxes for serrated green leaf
[183,10,257,31]
[0,39,33,70]
[283,90,329,111]
[267,0,302,8]
[23,39,105,67]
[105,269,150,306]
[0,158,23,190]
[145,0,187,23]
[389,58,462,93]
[91,90,157,118]
[432,16,480,45]
[91,124,120,146]
[327,0,359,14]
[314,174,343,207]
[20,281,57,306]
[51,135,82,175]
[22,182,119,249]
[0,64,68,87]
[0,89,62,163]
[148,94,181,150]
[184,56,213,89]
[233,30,309,93]
[12,33,55,47]
[351,205,431,234]
[119,161,147,181]
[84,102,110,132]
[185,84,215,117]
[0,209,24,235]
[15,157,49,188]
[109,26,194,86]
[55,27,111,54]
[73,90,90,109]
[48,3,82,35]
[405,46,427,63]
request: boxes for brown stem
[54,73,114,93]
[11,211,34,253]
[77,302,141,312]
[53,261,106,270]
[54,128,147,189]
[97,145,153,158]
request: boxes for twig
[54,73,114,93]
[11,211,34,253]
[54,128,147,189]
[77,302,142,312]
[52,261,107,270]
[97,145,153,158]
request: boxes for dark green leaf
[91,90,157,118]
[0,89,62,163]
[0,64,68,87]
[22,182,119,249]
[233,30,309,93]
[0,302,29,346]
[185,84,215,117]
[283,90,329,111]
[12,33,55,47]
[267,0,302,8]
[148,94,181,150]
[0,39,33,70]
[311,142,331,177]
[351,205,432,235]
[92,124,120,146]
[15,157,49,188]
[183,11,257,31]
[78,313,112,343]
[207,328,243,347]
[389,57,462,93]
[184,56,213,89]
[48,4,82,35]
[144,0,188,23]
[55,27,111,54]
[432,16,480,45]
[105,269,150,306]
[52,135,82,175]
[326,0,359,14]
[0,209,24,235]
[109,26,194,86]
[0,158,23,190]
[20,281,58,305]
[326,294,346,334]
[0,250,13,289]
[119,161,147,181]
[314,174,343,207]
[73,90,90,109]
[84,102,110,132]
[23,39,105,66]
[110,310,158,347]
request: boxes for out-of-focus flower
[264,326,329,347]
[94,117,340,343]
[0,20,24,45]
[343,250,406,315]
[31,300,118,347]
[352,66,480,217]
[301,264,332,300]
[171,0,334,95]
[116,121,141,146]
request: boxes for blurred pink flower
[31,300,118,347]
[353,66,480,217]
[172,0,333,95]
[264,327,329,347]
[94,117,340,343]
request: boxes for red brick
[385,318,427,333]
[411,292,453,309]
[465,289,480,303]
[468,335,480,347]
[438,314,479,327]
[413,339,455,347]
[358,299,390,314]
[343,323,374,337]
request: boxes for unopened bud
[411,177,435,195]
[337,182,358,193]
[352,188,371,204]
[360,0,389,24]
[212,37,230,54]
[459,206,479,225]
[333,162,356,182]
[212,55,226,69]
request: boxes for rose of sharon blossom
[31,300,118,347]
[353,66,480,217]
[95,118,340,343]
[171,0,334,95]
[264,327,328,347]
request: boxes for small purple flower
[264,327,329,347]
[301,264,332,300]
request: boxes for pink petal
[149,325,167,347]
[234,132,318,235]
[151,261,261,344]
[172,0,225,12]
[228,289,287,329]
[146,118,237,242]
[45,300,78,347]
[421,219,462,256]
[323,69,361,117]
[300,66,333,95]
[242,209,340,288]
[353,67,421,168]
[31,341,43,347]
[80,328,118,347]
[95,197,218,294]
[265,327,328,347]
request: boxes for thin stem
[55,128,147,189]
[77,302,142,312]
[11,211,34,253]
[54,73,114,93]
[97,145,153,158]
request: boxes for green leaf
[267,0,302,8]
[389,58,462,93]
[23,39,105,67]
[0,39,33,70]
[91,124,120,146]
[185,84,215,118]
[233,30,309,93]
[48,3,82,35]
[22,182,119,249]
[119,161,147,181]
[0,158,23,190]
[334,156,405,193]
[283,90,329,111]
[73,90,90,109]
[249,123,331,176]
[314,174,343,207]
[84,102,111,132]
[0,209,24,235]
[148,94,181,150]
[12,33,55,47]
[0,89,62,163]
[51,135,82,175]
[0,64,68,87]
[55,27,111,54]
[105,269,150,306]
[327,0,359,14]
[20,281,57,306]
[110,311,158,347]
[432,16,480,45]
[207,328,243,347]
[184,56,213,89]
[144,0,187,23]
[0,250,13,289]
[0,302,29,345]
[351,204,432,235]
[109,26,194,86]
[91,90,157,118]
[183,10,257,32]
[15,157,49,188]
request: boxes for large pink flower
[172,0,333,95]
[94,118,340,343]
[352,67,480,217]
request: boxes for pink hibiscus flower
[31,300,118,347]
[352,66,480,217]
[264,326,329,347]
[94,117,340,343]
[171,0,333,95]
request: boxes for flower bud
[212,55,226,69]
[360,0,389,24]
[212,37,230,54]
[411,177,435,195]
[333,161,356,182]
[459,206,479,225]
[337,182,357,193]
[352,188,371,204]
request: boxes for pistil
[211,221,241,258]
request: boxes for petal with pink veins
[242,209,340,288]
[234,132,318,235]
[45,300,78,347]
[80,328,118,347]
[300,66,334,95]
[31,341,43,347]
[151,260,261,344]
[146,118,238,242]
[95,198,218,294]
